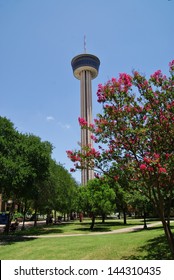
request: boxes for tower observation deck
[71,53,100,185]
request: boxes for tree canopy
[77,178,115,229]
[0,116,78,228]
[67,60,174,256]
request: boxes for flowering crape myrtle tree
[67,61,174,256]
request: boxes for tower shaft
[80,70,94,185]
[71,53,100,185]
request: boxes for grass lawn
[0,219,173,260]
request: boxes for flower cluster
[78,117,88,127]
[97,74,132,103]
[91,134,97,142]
[66,150,81,162]
[169,60,174,73]
[118,73,132,92]
[150,70,167,86]
[97,84,106,103]
[85,147,101,158]
[139,153,169,175]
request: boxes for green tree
[126,189,153,229]
[0,117,20,195]
[67,60,174,256]
[0,117,53,228]
[78,179,116,229]
[49,160,78,221]
[22,134,53,226]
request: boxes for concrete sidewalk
[21,221,163,238]
[0,220,46,233]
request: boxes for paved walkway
[0,220,46,233]
[21,221,163,238]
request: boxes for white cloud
[58,122,71,129]
[64,124,71,129]
[46,116,55,121]
[46,116,70,129]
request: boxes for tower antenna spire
[84,35,87,53]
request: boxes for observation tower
[71,53,100,185]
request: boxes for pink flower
[119,73,132,87]
[150,70,166,85]
[165,153,170,159]
[98,83,103,91]
[89,123,94,129]
[114,175,119,181]
[125,153,131,157]
[140,164,147,170]
[148,166,154,172]
[153,153,160,159]
[118,73,132,92]
[78,117,87,126]
[169,60,174,72]
[66,150,73,157]
[111,78,117,83]
[91,134,97,142]
[143,157,151,164]
[90,148,100,157]
[66,150,81,162]
[158,167,167,174]
[70,168,75,172]
[150,70,162,82]
[97,92,106,103]
[94,173,100,179]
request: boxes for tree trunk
[166,197,172,227]
[4,213,11,234]
[123,208,127,225]
[143,210,147,229]
[4,201,15,234]
[21,201,28,230]
[21,212,26,230]
[153,187,174,257]
[102,213,105,223]
[54,210,57,223]
[90,214,95,230]
[34,209,37,227]
[161,216,174,257]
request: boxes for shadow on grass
[74,220,142,232]
[0,225,65,246]
[97,221,144,227]
[74,221,127,232]
[0,224,67,239]
[0,235,36,246]
[19,225,65,236]
[122,227,174,260]
[74,226,112,232]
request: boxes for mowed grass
[0,219,173,260]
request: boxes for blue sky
[0,0,173,183]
